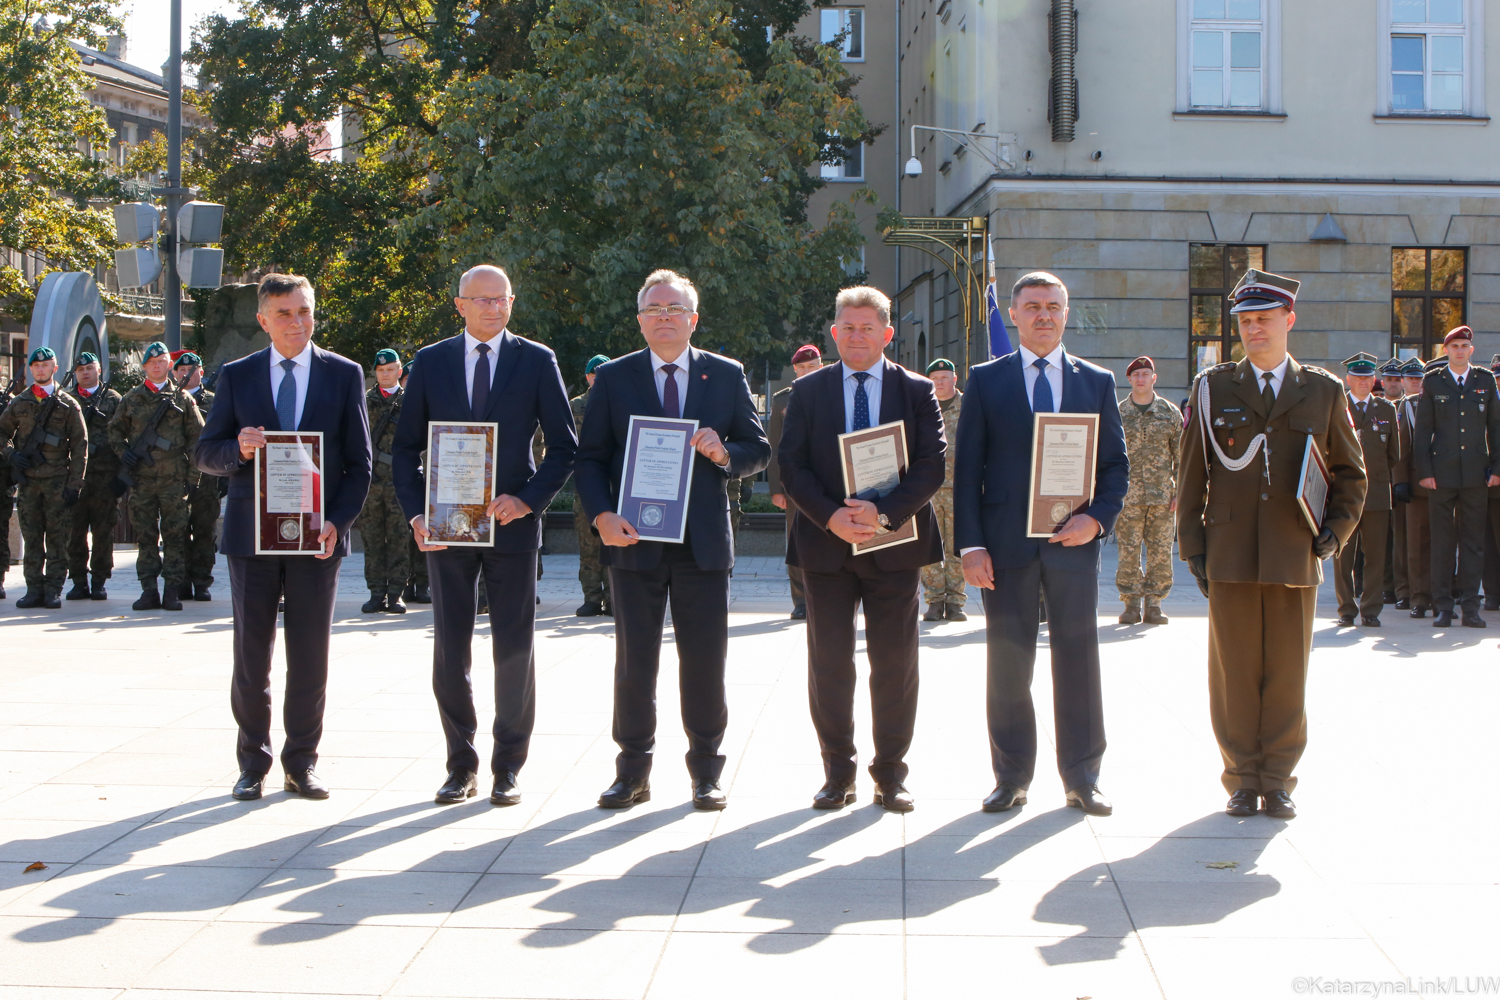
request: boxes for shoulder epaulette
[1205,362,1236,375]
[1302,365,1340,382]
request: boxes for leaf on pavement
[23,862,48,873]
[1205,861,1239,869]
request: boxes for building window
[1381,0,1482,116]
[821,136,864,181]
[1190,0,1265,108]
[820,7,864,61]
[1188,243,1265,380]
[1392,247,1466,359]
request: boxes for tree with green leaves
[0,0,120,324]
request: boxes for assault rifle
[0,373,23,411]
[9,371,78,484]
[202,363,224,393]
[80,377,114,460]
[369,385,403,468]
[112,371,185,497]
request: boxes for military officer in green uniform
[919,358,966,621]
[1115,355,1182,625]
[65,352,122,600]
[1379,358,1408,607]
[357,349,409,613]
[399,360,432,605]
[1412,325,1500,628]
[1178,270,1367,820]
[1393,358,1431,614]
[571,354,611,615]
[767,344,825,619]
[107,341,204,612]
[1,346,88,608]
[174,352,220,600]
[1333,353,1400,627]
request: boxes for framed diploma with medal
[425,422,498,547]
[1026,413,1100,538]
[255,431,325,555]
[838,420,918,556]
[618,415,698,544]
[1295,436,1331,535]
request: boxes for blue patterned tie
[852,371,871,431]
[275,358,297,430]
[1031,357,1053,413]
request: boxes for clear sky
[116,0,242,75]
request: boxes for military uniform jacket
[1412,366,1500,489]
[935,390,962,489]
[765,384,794,494]
[1119,394,1182,506]
[1347,394,1399,511]
[0,387,88,488]
[1393,396,1428,499]
[366,386,403,484]
[107,382,205,483]
[1177,357,1367,587]
[68,385,123,477]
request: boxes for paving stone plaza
[1,548,1496,1000]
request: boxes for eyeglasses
[459,295,513,308]
[639,305,692,318]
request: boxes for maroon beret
[790,344,821,365]
[1125,356,1155,375]
[1443,325,1474,345]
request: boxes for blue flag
[986,281,1012,357]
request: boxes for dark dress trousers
[392,331,576,776]
[1335,394,1399,620]
[778,359,945,786]
[1395,397,1433,610]
[1413,365,1500,615]
[574,347,769,782]
[195,345,373,775]
[952,349,1128,793]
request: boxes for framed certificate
[1296,436,1331,535]
[254,431,324,555]
[838,420,917,556]
[425,422,498,547]
[1026,413,1100,538]
[618,415,698,544]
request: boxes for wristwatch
[877,513,890,528]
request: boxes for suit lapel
[1058,350,1086,412]
[824,363,848,435]
[481,331,522,421]
[630,350,665,418]
[299,347,325,431]
[1267,357,1307,423]
[682,347,708,421]
[877,358,901,425]
[251,349,278,428]
[1001,353,1028,413]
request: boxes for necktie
[472,343,491,417]
[661,363,680,418]
[1261,372,1276,413]
[852,371,871,430]
[276,358,297,430]
[1031,358,1053,413]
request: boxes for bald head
[458,264,511,296]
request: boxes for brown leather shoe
[944,603,968,622]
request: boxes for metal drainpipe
[1049,0,1077,143]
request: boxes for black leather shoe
[232,771,266,801]
[1410,605,1428,618]
[1336,615,1355,627]
[600,600,613,617]
[1066,784,1113,816]
[132,587,160,611]
[945,603,968,622]
[0,581,7,599]
[1144,606,1169,625]
[90,577,107,600]
[412,584,432,604]
[402,583,417,602]
[435,769,478,804]
[873,781,914,812]
[1486,600,1500,612]
[576,601,603,617]
[1225,789,1259,816]
[386,594,407,614]
[923,602,945,621]
[812,780,855,809]
[982,782,1027,812]
[1434,610,1455,627]
[16,587,44,609]
[489,771,521,806]
[1361,615,1381,627]
[284,768,330,799]
[193,584,212,601]
[1382,591,1397,605]
[42,588,62,609]
[1462,612,1487,628]
[692,780,727,811]
[160,584,183,611]
[598,775,650,809]
[65,579,89,600]
[362,592,387,613]
[790,604,806,620]
[1395,598,1411,610]
[1262,790,1297,819]
[1119,606,1143,625]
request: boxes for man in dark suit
[393,264,576,807]
[195,273,373,801]
[778,286,945,813]
[953,271,1129,817]
[574,269,769,811]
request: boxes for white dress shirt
[1449,364,1468,387]
[841,360,885,434]
[463,330,507,399]
[269,341,313,429]
[1018,343,1065,413]
[1249,356,1290,400]
[650,348,691,413]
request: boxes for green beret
[375,349,401,367]
[26,346,56,365]
[142,341,169,361]
[173,352,201,368]
[401,360,413,375]
[585,354,610,375]
[74,352,99,367]
[925,358,956,375]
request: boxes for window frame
[1187,243,1268,382]
[1377,0,1486,118]
[820,133,864,183]
[1176,0,1282,114]
[819,7,865,63]
[1391,247,1468,359]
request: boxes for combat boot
[412,583,432,604]
[16,587,44,608]
[90,576,108,600]
[0,579,6,599]
[945,603,969,622]
[193,584,212,601]
[133,585,161,611]
[402,583,416,602]
[386,592,407,614]
[362,591,388,613]
[65,577,90,600]
[1118,603,1143,625]
[922,602,946,621]
[161,584,184,611]
[43,587,62,609]
[1144,604,1169,625]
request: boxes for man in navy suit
[954,271,1129,817]
[195,274,373,802]
[392,264,576,808]
[574,269,769,811]
[778,286,946,812]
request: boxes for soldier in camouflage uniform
[65,353,122,600]
[768,345,825,619]
[400,360,432,604]
[174,352,220,600]
[1116,355,1182,625]
[920,358,967,621]
[572,355,611,615]
[107,341,204,612]
[0,369,24,599]
[359,349,410,613]
[0,346,87,608]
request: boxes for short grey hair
[458,264,511,296]
[1011,270,1069,305]
[257,273,315,309]
[834,286,892,328]
[637,269,699,313]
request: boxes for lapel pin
[701,374,708,379]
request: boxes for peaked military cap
[1490,354,1500,372]
[1378,358,1404,376]
[1343,353,1379,375]
[1230,268,1300,314]
[585,354,610,375]
[925,358,956,375]
[142,341,169,361]
[1400,358,1425,377]
[27,346,56,364]
[74,352,99,367]
[1424,358,1449,374]
[374,349,400,367]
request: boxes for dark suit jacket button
[1261,493,1269,500]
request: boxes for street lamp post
[158,0,185,351]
